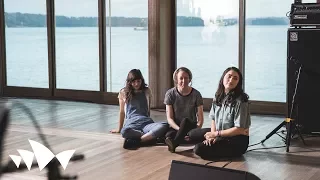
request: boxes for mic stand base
[260,118,306,152]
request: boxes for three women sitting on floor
[111,66,250,159]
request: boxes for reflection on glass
[245,0,295,102]
[106,0,148,92]
[176,0,239,98]
[55,0,99,91]
[4,0,48,88]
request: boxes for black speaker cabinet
[168,160,260,180]
[287,28,320,133]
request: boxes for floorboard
[1,98,320,180]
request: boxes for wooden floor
[1,98,320,180]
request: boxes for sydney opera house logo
[9,139,76,171]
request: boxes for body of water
[4,25,288,102]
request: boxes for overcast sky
[4,0,318,18]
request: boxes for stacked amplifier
[287,1,320,133]
[290,2,320,26]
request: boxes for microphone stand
[260,63,306,152]
[0,101,85,179]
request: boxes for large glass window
[4,0,48,88]
[244,0,305,102]
[55,0,99,91]
[176,0,239,98]
[303,0,317,2]
[106,0,148,92]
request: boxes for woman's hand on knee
[243,128,249,136]
[204,132,216,139]
[203,138,216,146]
[110,129,120,133]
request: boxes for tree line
[4,12,289,27]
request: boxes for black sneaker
[123,138,140,150]
[165,138,176,153]
[140,139,157,147]
[156,137,166,144]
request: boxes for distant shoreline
[5,12,289,27]
[5,24,290,28]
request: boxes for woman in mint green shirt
[190,67,250,159]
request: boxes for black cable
[303,134,320,138]
[286,11,292,18]
[248,142,262,147]
[251,132,284,147]
[204,161,215,166]
[276,133,286,141]
[249,130,287,148]
[205,160,232,168]
[246,145,286,153]
[222,161,232,168]
[205,143,317,168]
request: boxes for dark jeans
[188,128,212,142]
[191,128,249,160]
[165,118,198,146]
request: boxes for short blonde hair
[173,67,193,86]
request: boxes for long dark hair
[124,69,148,102]
[214,67,249,106]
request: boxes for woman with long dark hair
[189,67,250,159]
[110,69,168,149]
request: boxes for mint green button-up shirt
[209,98,251,130]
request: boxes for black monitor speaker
[168,160,260,180]
[287,28,320,134]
